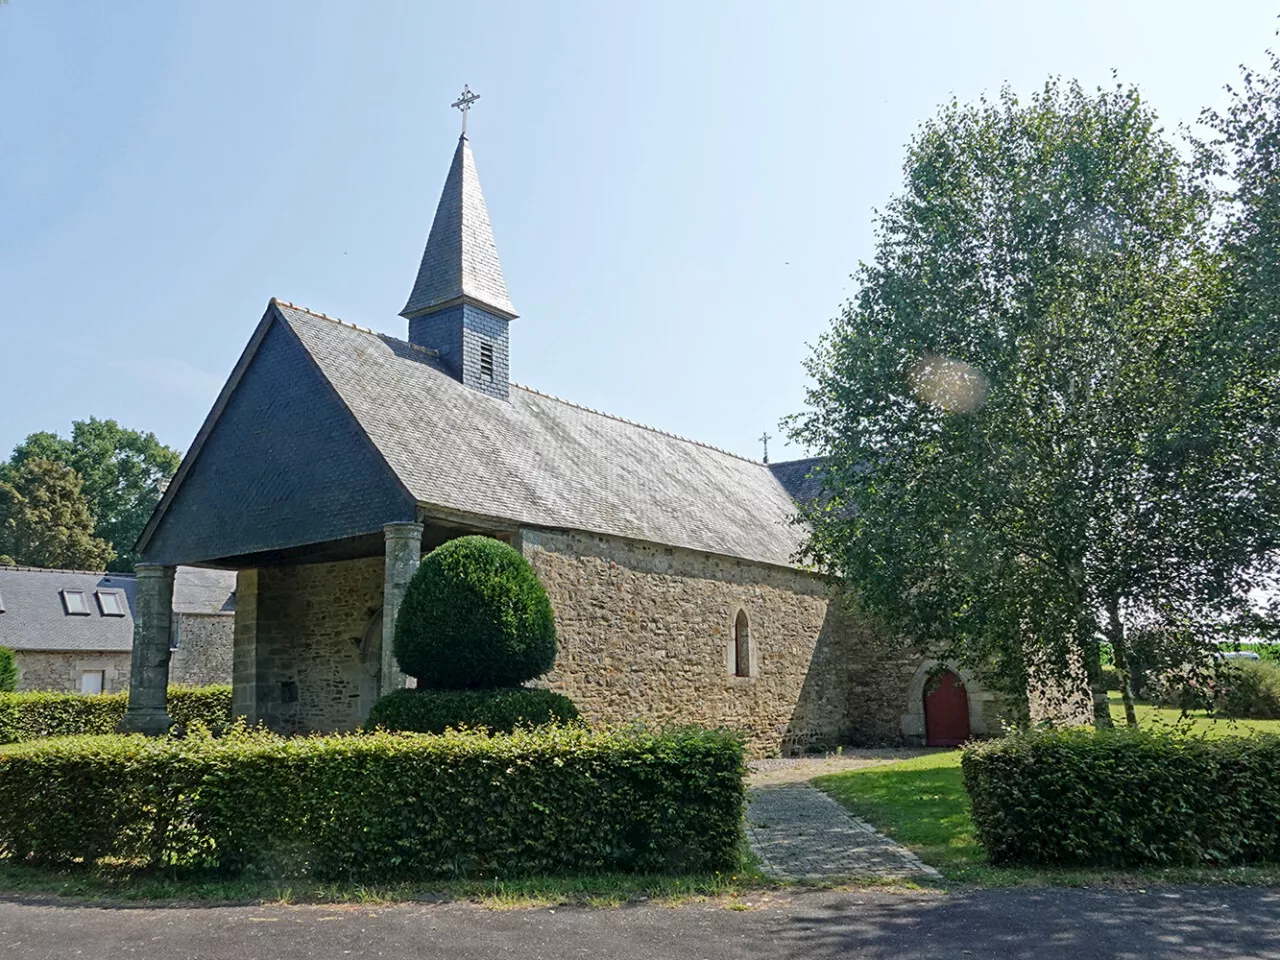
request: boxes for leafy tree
[787,80,1280,730]
[6,419,180,572]
[0,459,115,571]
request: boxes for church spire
[400,93,516,322]
[401,88,516,400]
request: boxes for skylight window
[61,589,90,615]
[96,590,126,617]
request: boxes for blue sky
[1,1,1276,463]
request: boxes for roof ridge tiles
[769,455,825,467]
[0,565,129,577]
[272,299,440,358]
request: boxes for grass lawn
[0,859,769,909]
[814,700,1280,888]
[1112,694,1280,736]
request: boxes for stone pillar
[119,563,175,735]
[381,522,423,695]
[231,568,259,723]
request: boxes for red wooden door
[925,671,970,746]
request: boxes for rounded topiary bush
[393,535,557,689]
[365,687,579,734]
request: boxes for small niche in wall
[280,680,299,704]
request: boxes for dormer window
[96,590,126,617]
[479,341,495,381]
[61,589,90,615]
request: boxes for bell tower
[401,86,517,400]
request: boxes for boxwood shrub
[0,685,232,743]
[366,687,579,734]
[0,725,745,879]
[394,536,557,689]
[963,727,1280,866]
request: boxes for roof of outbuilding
[0,566,235,652]
[400,135,516,321]
[274,302,810,568]
[0,567,138,652]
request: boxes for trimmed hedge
[0,725,746,879]
[0,648,15,693]
[394,536,557,689]
[366,687,579,734]
[0,686,232,743]
[963,727,1280,866]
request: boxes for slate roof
[274,302,810,568]
[173,567,238,615]
[0,567,235,652]
[769,456,829,506]
[401,135,517,320]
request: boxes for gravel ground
[748,748,931,786]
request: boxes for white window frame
[79,670,106,695]
[96,590,126,617]
[61,589,90,615]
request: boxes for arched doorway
[924,671,970,746]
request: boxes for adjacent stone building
[0,565,235,693]
[125,115,1086,751]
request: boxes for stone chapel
[122,110,1037,754]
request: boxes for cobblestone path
[746,784,941,881]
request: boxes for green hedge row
[963,728,1280,866]
[366,687,580,734]
[0,725,745,879]
[0,686,232,743]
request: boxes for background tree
[4,418,180,572]
[0,459,115,570]
[787,80,1280,729]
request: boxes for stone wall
[220,528,1086,752]
[170,613,234,687]
[519,527,934,756]
[234,556,383,733]
[15,651,132,693]
[14,618,230,695]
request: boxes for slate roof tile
[276,303,810,568]
[401,135,516,320]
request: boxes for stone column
[381,522,424,695]
[231,569,259,723]
[119,563,175,735]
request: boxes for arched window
[733,609,751,678]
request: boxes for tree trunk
[1083,635,1114,731]
[1107,596,1139,728]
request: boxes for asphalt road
[2,886,1279,960]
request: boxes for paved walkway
[746,784,940,881]
[6,887,1279,959]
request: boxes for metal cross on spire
[451,84,480,136]
[760,431,772,464]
